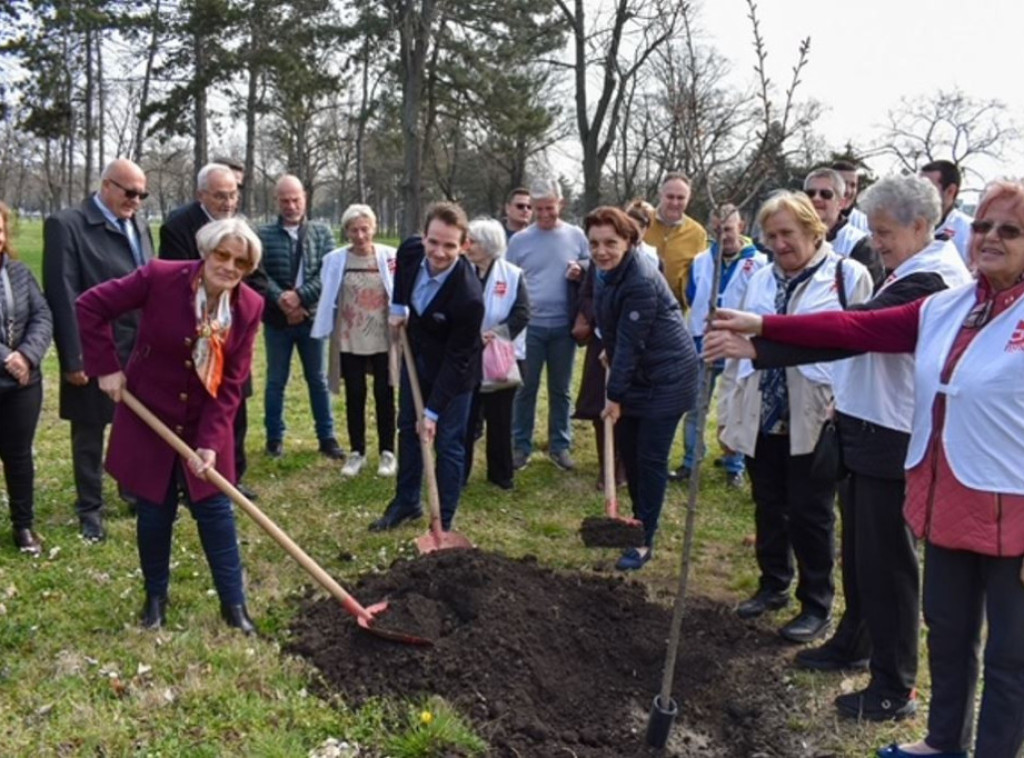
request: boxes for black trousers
[70,419,107,515]
[745,432,836,618]
[234,398,248,480]
[833,472,919,698]
[0,382,43,529]
[464,385,516,488]
[340,351,395,455]
[922,542,1024,756]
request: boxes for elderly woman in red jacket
[77,217,264,634]
[708,180,1024,758]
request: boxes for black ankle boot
[140,594,168,629]
[220,604,257,635]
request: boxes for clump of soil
[287,550,806,757]
[579,515,645,547]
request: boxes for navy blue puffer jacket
[595,248,698,418]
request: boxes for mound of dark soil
[287,550,805,757]
[579,516,645,547]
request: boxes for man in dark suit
[159,163,239,261]
[43,158,153,541]
[158,163,261,499]
[369,202,484,532]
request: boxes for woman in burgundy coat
[77,217,264,634]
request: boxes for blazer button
[184,360,193,369]
[183,337,192,347]
[179,392,188,402]
[174,425,184,434]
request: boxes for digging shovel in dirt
[120,389,432,647]
[396,327,474,554]
[579,372,644,548]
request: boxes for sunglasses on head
[970,219,1024,241]
[804,188,835,200]
[109,178,149,201]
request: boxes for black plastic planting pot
[645,694,678,748]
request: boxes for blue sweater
[506,222,589,328]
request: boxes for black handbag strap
[834,258,847,310]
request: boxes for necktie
[117,218,144,267]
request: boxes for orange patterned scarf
[193,278,233,397]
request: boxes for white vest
[906,282,1024,493]
[311,244,396,339]
[831,223,867,257]
[482,257,526,359]
[935,207,974,266]
[686,248,768,337]
[738,248,870,385]
[848,207,869,231]
[833,240,973,431]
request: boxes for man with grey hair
[160,163,240,261]
[259,174,343,460]
[43,158,154,541]
[160,161,262,499]
[805,168,883,286]
[643,172,708,304]
[506,177,589,471]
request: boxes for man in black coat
[157,162,262,499]
[369,202,484,532]
[43,158,153,541]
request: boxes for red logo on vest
[1005,320,1024,353]
[494,281,508,296]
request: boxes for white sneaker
[377,451,397,477]
[341,452,366,478]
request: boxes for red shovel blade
[355,600,434,646]
[414,528,474,554]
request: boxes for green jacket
[257,217,335,329]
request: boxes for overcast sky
[696,0,1024,193]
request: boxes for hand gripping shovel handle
[396,327,444,539]
[120,389,431,646]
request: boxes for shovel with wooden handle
[396,326,474,554]
[120,389,432,647]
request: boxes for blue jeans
[263,321,334,442]
[391,365,473,530]
[682,366,744,474]
[513,324,576,454]
[136,476,245,605]
[617,412,681,547]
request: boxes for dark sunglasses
[970,219,1024,241]
[109,178,150,201]
[804,188,835,200]
[513,203,532,211]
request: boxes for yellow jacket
[643,213,708,305]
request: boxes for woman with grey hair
[313,204,397,478]
[462,217,529,490]
[706,174,971,722]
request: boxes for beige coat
[721,243,874,457]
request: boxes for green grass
[1,218,929,756]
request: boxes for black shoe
[236,482,259,501]
[835,688,917,722]
[725,471,746,489]
[667,465,691,482]
[368,503,424,532]
[795,638,870,671]
[736,590,789,619]
[266,440,283,458]
[79,511,106,543]
[13,528,42,556]
[318,438,346,460]
[220,604,257,635]
[140,594,168,629]
[489,478,514,491]
[779,611,832,644]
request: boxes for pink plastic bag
[481,337,521,392]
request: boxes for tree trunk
[243,24,259,217]
[354,37,370,204]
[96,31,106,171]
[133,0,161,162]
[398,0,438,237]
[84,26,94,194]
[193,27,208,176]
